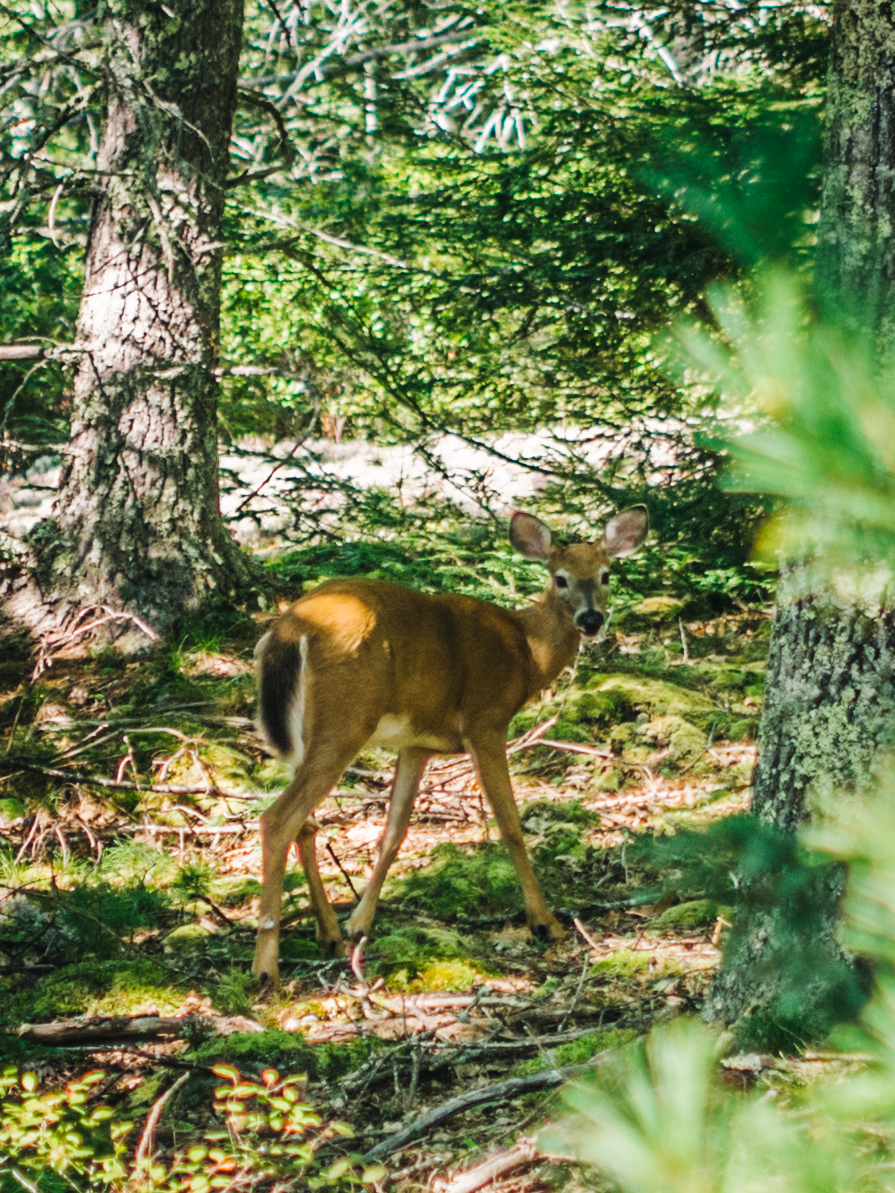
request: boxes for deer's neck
[515,590,580,696]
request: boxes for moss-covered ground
[0,529,771,1189]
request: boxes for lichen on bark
[704,571,890,1041]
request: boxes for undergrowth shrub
[632,815,868,1047]
[0,1064,384,1191]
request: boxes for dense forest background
[11,4,895,1193]
[1,0,824,570]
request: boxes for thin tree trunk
[708,0,895,1041]
[3,0,258,653]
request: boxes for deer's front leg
[466,731,564,943]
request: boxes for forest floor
[0,583,771,1190]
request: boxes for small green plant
[0,1064,387,1191]
[0,1067,128,1188]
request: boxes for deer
[252,505,649,984]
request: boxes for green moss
[613,596,687,632]
[188,1029,316,1075]
[209,875,263,905]
[728,718,758,741]
[654,899,728,928]
[592,675,715,721]
[391,842,521,920]
[164,923,219,952]
[641,716,707,763]
[521,799,599,828]
[365,924,494,985]
[596,766,624,792]
[390,959,488,993]
[590,949,650,980]
[0,959,184,1028]
[516,1027,640,1074]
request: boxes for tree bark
[816,0,895,359]
[708,0,895,1041]
[704,573,890,1040]
[2,0,258,652]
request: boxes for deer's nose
[576,609,604,638]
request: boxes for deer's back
[262,579,536,753]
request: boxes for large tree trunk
[704,574,891,1040]
[707,0,895,1042]
[3,0,257,653]
[816,0,895,357]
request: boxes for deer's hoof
[531,914,564,943]
[320,937,349,958]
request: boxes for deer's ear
[601,505,649,558]
[509,511,553,562]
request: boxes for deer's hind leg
[253,725,374,984]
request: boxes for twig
[8,1168,41,1193]
[326,841,360,898]
[536,739,615,760]
[679,618,690,663]
[134,1073,190,1166]
[350,936,368,985]
[573,918,602,951]
[0,755,250,799]
[232,437,305,514]
[559,950,592,1033]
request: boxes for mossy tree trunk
[705,575,893,1041]
[707,0,895,1042]
[3,0,258,653]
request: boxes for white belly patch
[369,714,454,753]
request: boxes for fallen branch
[536,739,614,760]
[363,1048,614,1162]
[435,1139,539,1193]
[17,1013,263,1045]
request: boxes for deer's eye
[600,573,610,585]
[555,575,569,589]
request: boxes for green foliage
[0,0,827,530]
[517,1027,640,1076]
[681,274,895,572]
[0,1063,380,1191]
[632,815,869,1048]
[547,777,895,1193]
[0,1067,128,1189]
[188,1032,383,1087]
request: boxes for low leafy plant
[0,1064,386,1191]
